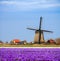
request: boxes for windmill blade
[39,16,42,30]
[42,30,53,33]
[27,28,38,30]
[38,16,42,44]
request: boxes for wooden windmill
[27,17,53,44]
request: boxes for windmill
[27,17,53,44]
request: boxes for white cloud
[0,0,60,11]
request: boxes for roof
[13,39,20,43]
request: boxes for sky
[0,0,60,42]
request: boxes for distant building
[47,39,56,44]
[20,40,27,45]
[10,39,27,45]
[10,39,21,45]
[55,38,60,45]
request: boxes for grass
[0,44,60,47]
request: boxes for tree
[10,40,14,45]
[6,41,8,44]
[0,40,3,44]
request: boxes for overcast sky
[0,0,60,42]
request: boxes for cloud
[0,0,60,11]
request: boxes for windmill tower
[27,17,53,44]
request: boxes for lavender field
[0,48,60,61]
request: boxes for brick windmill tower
[27,17,53,44]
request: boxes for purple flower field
[0,48,60,61]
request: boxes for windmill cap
[40,16,42,19]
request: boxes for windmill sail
[27,28,38,30]
[39,16,42,30]
[39,17,42,44]
[42,30,53,33]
